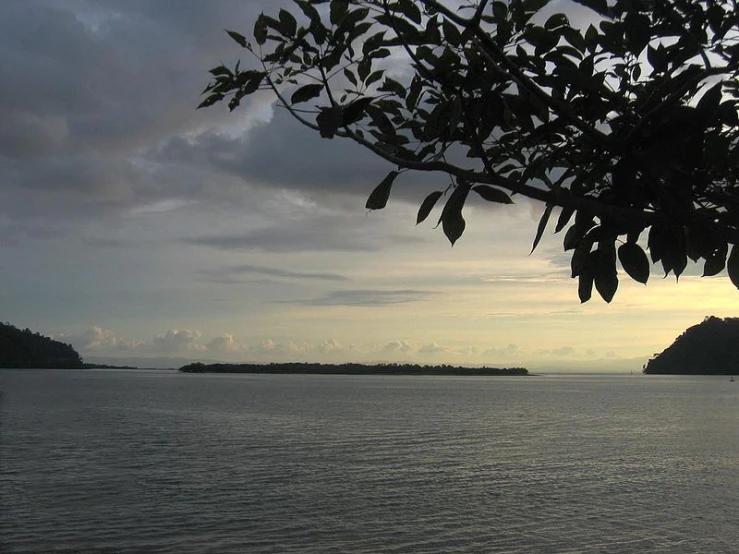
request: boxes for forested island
[0,322,84,369]
[179,362,529,376]
[643,316,739,375]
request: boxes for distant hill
[0,322,84,369]
[643,316,739,375]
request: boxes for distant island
[179,362,529,376]
[643,316,739,375]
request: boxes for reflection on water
[1,370,738,553]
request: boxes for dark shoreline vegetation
[0,322,84,369]
[0,322,137,369]
[179,362,529,376]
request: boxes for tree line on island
[179,362,529,376]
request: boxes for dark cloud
[182,213,424,253]
[169,111,394,190]
[83,237,138,248]
[200,264,349,282]
[0,0,288,226]
[158,108,452,206]
[0,0,507,240]
[288,289,435,307]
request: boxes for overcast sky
[2,0,738,371]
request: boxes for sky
[2,0,738,371]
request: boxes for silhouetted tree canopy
[0,322,83,369]
[202,0,739,302]
[643,315,739,374]
[179,361,528,375]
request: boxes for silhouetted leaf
[417,191,444,225]
[366,171,399,210]
[531,204,553,254]
[330,1,349,25]
[563,211,595,251]
[647,44,666,72]
[545,13,569,30]
[296,1,320,26]
[702,244,727,277]
[209,65,231,77]
[344,68,358,86]
[571,242,591,278]
[278,9,297,36]
[365,70,384,87]
[595,243,618,302]
[291,84,324,104]
[439,183,471,246]
[618,243,649,284]
[472,185,513,204]
[442,212,466,246]
[226,30,249,48]
[651,227,687,279]
[577,253,597,303]
[697,83,723,119]
[254,15,268,45]
[648,225,668,264]
[342,97,374,125]
[398,0,422,25]
[624,13,650,55]
[555,206,575,233]
[197,93,223,109]
[242,71,265,94]
[316,106,343,138]
[379,77,407,99]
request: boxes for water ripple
[1,371,738,553]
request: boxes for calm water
[1,370,738,553]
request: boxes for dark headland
[0,322,135,369]
[179,362,529,376]
[643,316,739,375]
[0,322,84,369]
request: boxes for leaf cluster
[202,0,739,302]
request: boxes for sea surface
[1,369,738,553]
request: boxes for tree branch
[423,0,619,153]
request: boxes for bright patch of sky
[1,0,737,371]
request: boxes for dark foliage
[203,0,739,302]
[0,322,84,369]
[179,361,528,375]
[643,315,739,374]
